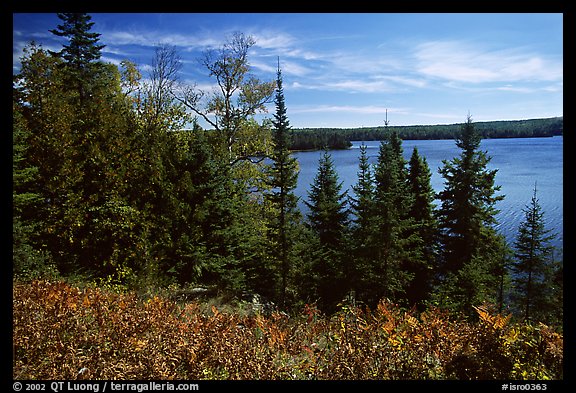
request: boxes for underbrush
[12,279,563,380]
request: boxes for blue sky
[13,13,563,128]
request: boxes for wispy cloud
[413,40,563,84]
[291,104,402,115]
[101,29,220,50]
[289,74,425,94]
[251,31,296,51]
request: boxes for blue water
[293,136,563,256]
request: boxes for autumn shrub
[13,280,562,380]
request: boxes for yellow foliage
[12,280,563,380]
[473,304,511,330]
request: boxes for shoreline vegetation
[287,117,563,151]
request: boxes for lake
[292,136,563,256]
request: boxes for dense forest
[12,14,563,378]
[13,14,563,326]
[290,117,563,151]
[12,13,564,380]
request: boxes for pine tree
[406,147,438,308]
[435,116,506,314]
[265,60,301,305]
[512,183,556,322]
[305,150,349,311]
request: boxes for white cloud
[375,75,428,89]
[250,60,277,74]
[414,40,563,84]
[102,30,219,50]
[251,31,295,50]
[282,60,314,77]
[291,104,402,115]
[101,56,122,66]
[288,75,422,94]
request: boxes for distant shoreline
[289,117,562,151]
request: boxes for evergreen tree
[349,143,376,300]
[49,13,104,68]
[13,99,54,278]
[14,31,186,281]
[305,150,349,311]
[306,150,348,250]
[265,60,301,305]
[14,43,82,274]
[435,116,506,314]
[49,13,105,102]
[512,183,557,322]
[406,147,438,308]
[371,131,414,305]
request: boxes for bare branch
[229,153,269,167]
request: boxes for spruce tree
[371,131,414,305]
[305,150,349,311]
[406,147,438,308]
[13,100,54,277]
[49,13,104,68]
[49,13,105,102]
[435,116,506,314]
[512,183,557,322]
[306,150,348,250]
[349,143,376,300]
[265,60,301,304]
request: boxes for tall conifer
[349,144,376,299]
[406,147,438,308]
[305,150,348,311]
[512,183,556,322]
[371,131,414,304]
[49,13,105,102]
[266,59,301,304]
[436,116,506,314]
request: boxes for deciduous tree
[175,32,275,166]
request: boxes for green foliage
[368,131,416,305]
[405,147,438,308]
[512,184,559,323]
[291,117,563,149]
[49,13,105,70]
[348,143,377,298]
[48,13,106,104]
[12,59,58,280]
[264,63,302,305]
[175,32,275,166]
[305,150,349,312]
[435,116,507,315]
[12,15,561,340]
[306,151,349,249]
[290,128,352,150]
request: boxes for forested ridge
[290,117,563,151]
[13,14,563,380]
